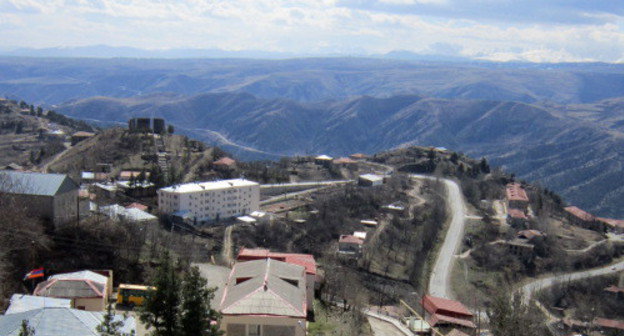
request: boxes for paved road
[520,258,624,304]
[367,316,408,336]
[411,175,467,299]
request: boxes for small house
[338,235,364,255]
[358,174,384,187]
[34,270,111,311]
[71,131,95,145]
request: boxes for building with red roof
[597,217,624,233]
[237,248,317,310]
[338,235,364,256]
[349,153,368,160]
[594,317,624,332]
[506,183,529,210]
[126,202,149,212]
[333,157,357,165]
[422,295,475,330]
[517,229,544,241]
[213,157,236,171]
[564,206,604,231]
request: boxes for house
[506,208,528,227]
[100,204,158,223]
[219,259,307,336]
[422,295,476,330]
[0,171,79,226]
[506,183,529,210]
[314,155,333,166]
[349,153,368,160]
[158,178,260,223]
[332,157,357,166]
[118,170,150,181]
[353,231,367,240]
[361,219,378,227]
[33,270,111,311]
[5,294,71,314]
[597,217,624,233]
[116,180,157,197]
[126,202,149,212]
[516,229,544,241]
[504,239,535,260]
[214,157,237,171]
[338,235,364,255]
[70,131,95,145]
[0,307,135,336]
[594,318,624,333]
[236,248,318,308]
[564,206,604,231]
[358,174,384,187]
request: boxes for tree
[487,291,544,336]
[97,303,135,336]
[167,125,174,134]
[179,266,222,336]
[479,157,490,174]
[18,320,34,336]
[140,251,181,336]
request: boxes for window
[248,324,261,336]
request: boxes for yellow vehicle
[116,284,155,307]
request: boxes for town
[0,96,622,336]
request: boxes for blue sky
[1,0,623,62]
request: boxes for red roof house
[506,183,529,202]
[126,202,149,212]
[517,230,544,240]
[214,157,236,167]
[333,157,357,165]
[564,206,596,222]
[422,295,473,319]
[508,209,528,219]
[594,318,624,331]
[598,217,624,232]
[236,248,317,275]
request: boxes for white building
[158,178,260,223]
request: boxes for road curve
[411,175,467,299]
[520,258,624,304]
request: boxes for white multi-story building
[158,179,260,223]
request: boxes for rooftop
[5,294,71,315]
[219,259,306,317]
[72,131,95,137]
[237,248,317,275]
[594,317,624,331]
[508,208,528,219]
[564,206,597,222]
[506,183,529,202]
[517,229,544,240]
[428,313,476,329]
[214,157,236,166]
[359,173,384,182]
[159,178,258,193]
[598,217,624,229]
[423,295,473,317]
[0,171,78,197]
[315,155,333,160]
[339,235,364,245]
[0,307,135,336]
[333,157,357,164]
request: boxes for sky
[1,0,624,62]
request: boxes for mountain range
[57,92,624,218]
[0,56,623,217]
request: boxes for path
[367,315,410,336]
[411,175,467,299]
[40,142,72,173]
[519,258,624,304]
[221,225,234,266]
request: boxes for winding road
[520,258,624,304]
[411,175,468,299]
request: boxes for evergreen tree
[97,303,135,336]
[179,266,222,336]
[488,292,544,336]
[18,320,34,336]
[140,251,181,336]
[479,157,490,174]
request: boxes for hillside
[2,57,624,105]
[58,93,624,217]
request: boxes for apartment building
[158,178,260,223]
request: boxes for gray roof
[34,278,106,299]
[5,294,71,314]
[50,271,108,284]
[0,307,135,336]
[220,259,306,317]
[0,171,78,197]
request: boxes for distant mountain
[58,92,624,218]
[2,57,624,106]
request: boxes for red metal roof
[604,285,624,294]
[126,202,149,211]
[339,235,364,245]
[517,230,544,240]
[237,248,317,275]
[428,313,476,329]
[508,209,528,219]
[564,206,596,222]
[506,183,529,202]
[598,217,624,229]
[214,157,236,166]
[422,295,473,317]
[594,318,624,330]
[333,157,357,164]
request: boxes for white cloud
[0,0,623,62]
